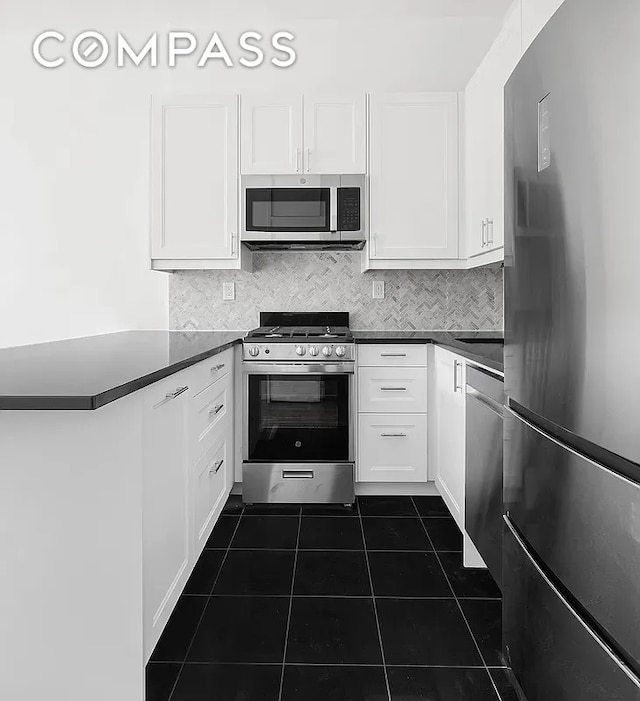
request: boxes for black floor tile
[150,596,207,662]
[412,495,453,518]
[388,666,499,700]
[298,516,364,550]
[490,668,523,701]
[171,663,281,701]
[183,550,225,595]
[362,517,432,551]
[286,597,383,664]
[187,596,289,663]
[461,599,504,666]
[377,598,482,666]
[282,665,388,701]
[213,549,295,595]
[368,551,451,597]
[422,517,462,551]
[244,503,302,515]
[302,503,359,517]
[439,552,502,599]
[359,495,418,517]
[231,515,299,549]
[145,662,181,701]
[294,550,371,596]
[221,494,245,514]
[205,515,239,549]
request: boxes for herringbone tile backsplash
[169,252,503,331]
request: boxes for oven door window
[245,188,331,232]
[247,374,349,461]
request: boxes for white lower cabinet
[359,414,428,482]
[357,344,428,483]
[193,435,229,556]
[142,374,190,661]
[433,346,466,528]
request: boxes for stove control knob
[322,346,332,357]
[248,346,260,357]
[295,345,306,356]
[308,345,319,357]
[335,346,346,357]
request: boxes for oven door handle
[242,362,354,375]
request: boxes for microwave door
[246,188,331,233]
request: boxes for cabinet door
[193,435,228,556]
[434,348,466,528]
[359,414,428,482]
[303,94,366,174]
[370,93,459,259]
[151,95,238,260]
[142,377,189,661]
[241,94,302,174]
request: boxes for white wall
[0,0,509,348]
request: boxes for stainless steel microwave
[241,174,366,250]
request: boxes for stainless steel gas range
[242,312,355,505]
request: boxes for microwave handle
[330,188,338,232]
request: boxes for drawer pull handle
[282,470,314,479]
[210,404,224,416]
[381,432,407,437]
[210,459,224,474]
[211,363,225,372]
[380,386,407,391]
[164,385,189,401]
[380,353,407,357]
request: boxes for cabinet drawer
[190,372,232,463]
[358,344,428,367]
[358,414,428,482]
[358,366,427,413]
[193,437,228,553]
[190,349,233,398]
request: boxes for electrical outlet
[222,282,235,301]
[372,280,385,299]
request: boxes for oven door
[243,363,353,462]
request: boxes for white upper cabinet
[303,94,366,174]
[464,2,521,263]
[369,93,459,262]
[241,94,303,174]
[151,94,239,264]
[241,93,366,174]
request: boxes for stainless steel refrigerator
[503,0,640,698]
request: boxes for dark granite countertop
[0,330,246,410]
[353,330,504,374]
[0,329,503,411]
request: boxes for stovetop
[245,325,353,341]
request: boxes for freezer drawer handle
[381,386,407,391]
[210,459,224,474]
[381,432,407,437]
[282,470,314,479]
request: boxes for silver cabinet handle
[481,219,487,247]
[282,470,314,479]
[380,353,407,357]
[210,459,224,474]
[210,403,224,417]
[306,148,311,172]
[230,231,236,256]
[371,231,377,256]
[381,386,407,391]
[211,363,225,372]
[165,385,188,401]
[486,219,494,246]
[453,360,462,393]
[296,147,301,172]
[381,432,407,437]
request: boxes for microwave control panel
[337,188,361,231]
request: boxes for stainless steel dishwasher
[465,366,504,589]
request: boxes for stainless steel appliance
[504,0,640,698]
[465,366,504,590]
[241,174,366,250]
[242,312,355,504]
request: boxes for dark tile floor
[147,495,521,701]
